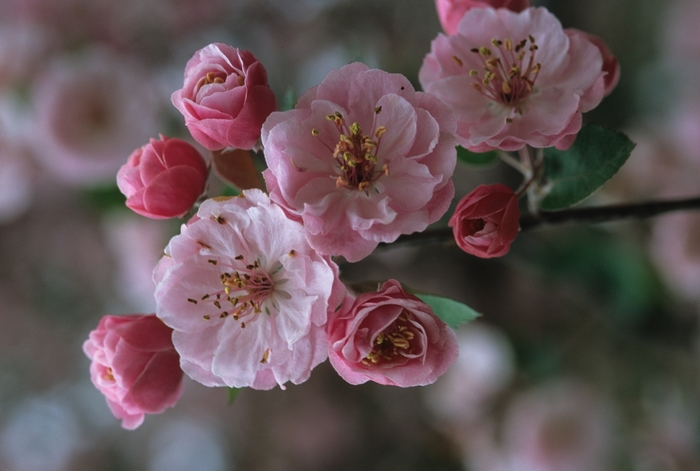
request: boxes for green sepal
[227,387,242,405]
[456,146,499,167]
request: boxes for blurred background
[1,0,699,469]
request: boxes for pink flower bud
[117,135,208,219]
[82,314,184,430]
[171,43,278,151]
[327,280,459,387]
[435,0,532,35]
[449,184,520,258]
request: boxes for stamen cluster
[317,111,389,191]
[458,35,541,119]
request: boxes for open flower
[449,184,520,258]
[83,314,184,430]
[116,135,208,219]
[419,7,606,152]
[435,0,532,36]
[262,62,457,262]
[327,280,459,387]
[153,189,345,389]
[171,43,278,151]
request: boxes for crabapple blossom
[171,43,278,151]
[153,189,345,389]
[83,314,185,430]
[449,184,520,258]
[327,280,459,387]
[262,62,457,262]
[435,0,532,36]
[117,135,208,219]
[419,7,607,152]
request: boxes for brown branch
[385,196,700,248]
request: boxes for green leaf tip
[415,294,481,330]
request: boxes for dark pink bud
[449,184,520,258]
[117,135,208,219]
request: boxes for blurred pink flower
[262,62,457,262]
[153,189,345,389]
[449,184,520,258]
[117,135,208,219]
[171,43,278,151]
[435,0,531,36]
[327,280,459,387]
[425,323,514,422]
[650,212,700,303]
[83,314,184,430]
[419,7,606,152]
[30,49,160,185]
[502,380,613,471]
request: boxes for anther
[452,55,463,67]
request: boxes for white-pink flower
[419,7,606,152]
[262,62,457,262]
[153,189,345,390]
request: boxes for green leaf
[540,124,635,211]
[227,387,242,405]
[415,294,480,330]
[456,146,499,167]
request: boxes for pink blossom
[82,314,184,430]
[449,184,520,258]
[262,62,457,262]
[117,135,208,220]
[171,43,278,151]
[435,0,531,36]
[327,280,459,387]
[419,7,606,152]
[153,189,345,389]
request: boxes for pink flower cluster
[88,0,621,425]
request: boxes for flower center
[454,36,541,121]
[188,252,281,327]
[362,311,417,366]
[464,218,486,236]
[195,70,244,93]
[312,110,389,193]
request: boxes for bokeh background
[1,0,700,470]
